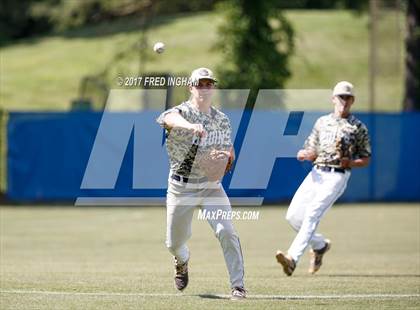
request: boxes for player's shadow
[321,274,420,278]
[198,294,289,301]
[198,294,229,300]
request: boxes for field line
[1,290,419,300]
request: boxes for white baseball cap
[190,67,217,84]
[333,81,355,97]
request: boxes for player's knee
[215,226,237,241]
[285,212,293,223]
[305,208,323,222]
[286,213,299,226]
[285,206,300,222]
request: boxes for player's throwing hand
[188,123,206,138]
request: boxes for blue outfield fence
[6,111,420,203]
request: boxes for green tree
[0,0,53,44]
[215,0,294,106]
[404,0,420,110]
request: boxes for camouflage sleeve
[156,105,183,128]
[355,123,371,158]
[303,119,320,152]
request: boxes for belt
[171,174,208,184]
[315,165,347,174]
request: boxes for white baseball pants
[166,178,245,289]
[286,167,351,262]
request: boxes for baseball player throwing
[276,81,371,276]
[156,68,246,300]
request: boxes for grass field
[0,10,404,111]
[1,204,419,309]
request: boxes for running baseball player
[276,81,371,276]
[156,68,246,300]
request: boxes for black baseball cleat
[275,251,296,276]
[174,257,189,291]
[231,286,246,300]
[308,239,331,274]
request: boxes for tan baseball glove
[336,135,355,158]
[335,134,355,168]
[197,149,234,181]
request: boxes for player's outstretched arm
[163,112,206,136]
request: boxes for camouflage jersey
[304,113,371,168]
[157,101,233,178]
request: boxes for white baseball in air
[153,42,165,54]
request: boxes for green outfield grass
[1,204,419,309]
[0,10,404,111]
